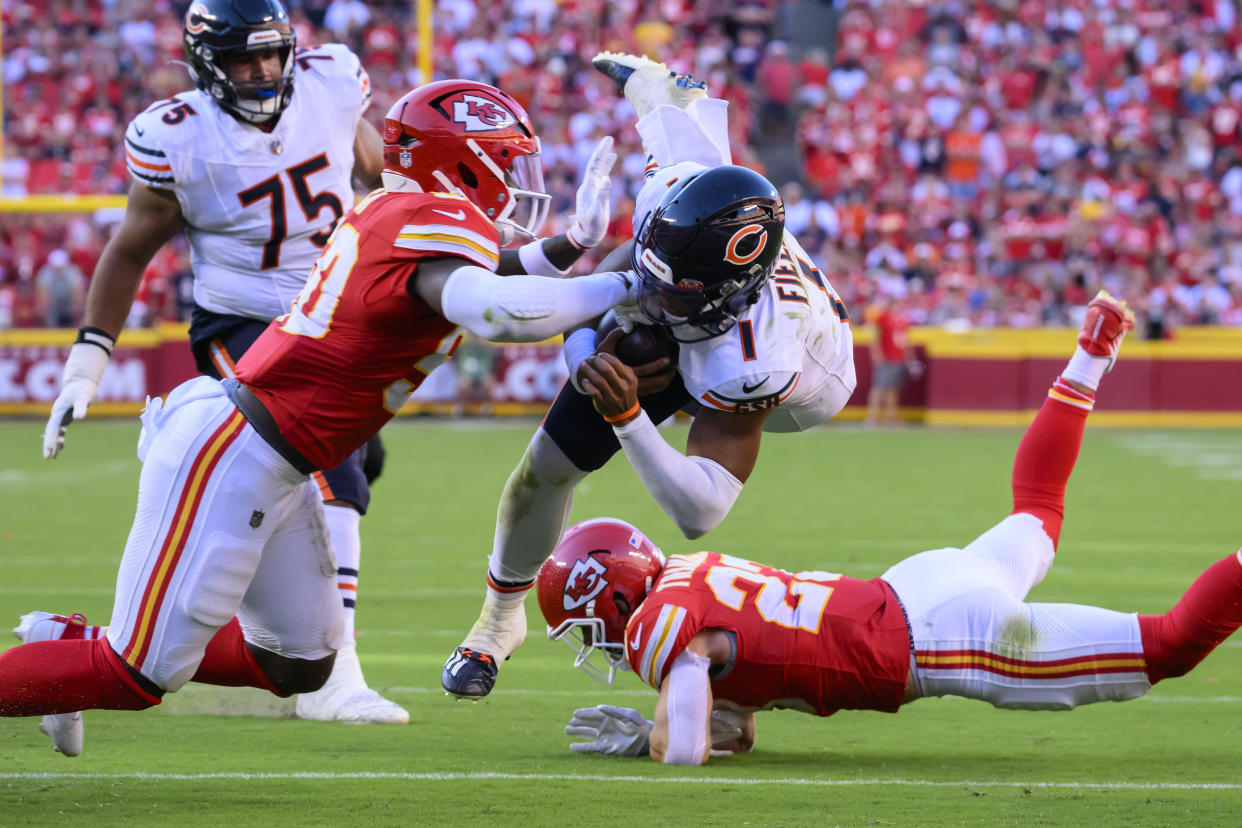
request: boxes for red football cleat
[1078,290,1134,371]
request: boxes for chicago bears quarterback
[541,298,1242,764]
[2,80,633,756]
[35,0,408,727]
[442,54,856,700]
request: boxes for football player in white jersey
[441,54,857,700]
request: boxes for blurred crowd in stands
[4,0,1242,336]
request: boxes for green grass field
[2,418,1241,826]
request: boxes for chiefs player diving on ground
[540,295,1242,764]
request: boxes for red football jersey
[235,189,499,470]
[624,552,911,716]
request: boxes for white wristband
[613,411,743,539]
[517,238,571,278]
[563,327,597,394]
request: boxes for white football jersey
[677,231,857,433]
[123,43,371,321]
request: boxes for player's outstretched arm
[42,182,184,459]
[499,136,617,277]
[412,256,637,343]
[580,342,764,538]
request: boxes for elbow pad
[613,411,744,538]
[663,650,712,765]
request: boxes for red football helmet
[537,517,666,685]
[382,80,550,244]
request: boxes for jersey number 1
[238,154,344,270]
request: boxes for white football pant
[106,377,344,691]
[883,513,1150,709]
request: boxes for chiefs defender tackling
[0,81,634,755]
[542,295,1242,764]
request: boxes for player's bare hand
[708,708,756,754]
[580,329,640,424]
[630,354,675,396]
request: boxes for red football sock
[1010,378,1093,547]
[190,617,286,696]
[0,638,161,716]
[1139,551,1242,684]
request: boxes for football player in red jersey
[0,80,636,755]
[541,293,1242,764]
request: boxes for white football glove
[565,705,652,757]
[566,136,617,250]
[43,341,111,459]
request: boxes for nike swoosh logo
[741,376,769,394]
[432,208,466,221]
[629,624,643,650]
[134,125,145,137]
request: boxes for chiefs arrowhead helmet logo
[562,555,610,611]
[449,93,518,133]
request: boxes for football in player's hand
[598,318,679,367]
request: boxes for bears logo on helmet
[724,224,768,265]
[632,165,785,342]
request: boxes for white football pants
[883,513,1151,710]
[106,377,343,691]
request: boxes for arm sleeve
[612,410,743,539]
[662,650,713,766]
[440,266,633,343]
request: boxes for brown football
[597,318,679,367]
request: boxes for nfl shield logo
[399,150,412,168]
[249,510,265,529]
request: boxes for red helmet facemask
[537,518,666,685]
[382,80,550,245]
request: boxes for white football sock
[322,503,362,642]
[1061,346,1110,392]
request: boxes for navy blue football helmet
[183,0,296,124]
[631,165,785,342]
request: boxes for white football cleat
[295,642,409,725]
[13,611,88,757]
[592,51,707,118]
[38,712,84,758]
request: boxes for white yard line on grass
[1114,434,1242,480]
[0,772,1238,789]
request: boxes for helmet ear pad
[182,0,297,124]
[632,165,785,342]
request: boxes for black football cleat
[441,647,499,700]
